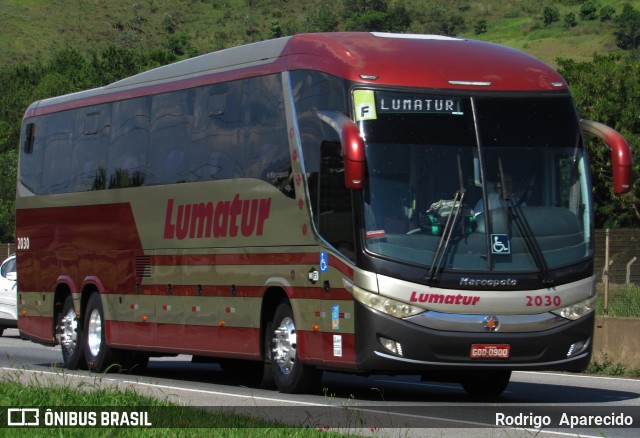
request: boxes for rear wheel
[58,295,85,369]
[461,370,511,396]
[270,302,320,393]
[83,292,117,372]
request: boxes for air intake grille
[135,256,152,279]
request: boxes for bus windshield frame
[354,89,593,277]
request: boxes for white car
[0,253,17,336]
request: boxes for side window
[20,120,44,194]
[242,75,292,197]
[72,106,110,191]
[319,141,355,261]
[41,112,73,194]
[149,89,193,185]
[109,97,151,188]
[190,82,243,181]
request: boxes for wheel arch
[53,282,73,342]
[261,285,290,360]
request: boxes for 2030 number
[17,236,30,250]
[526,295,561,307]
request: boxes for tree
[564,12,577,29]
[0,150,17,242]
[600,6,616,22]
[269,20,283,39]
[542,6,560,27]
[0,46,178,240]
[557,54,640,228]
[615,3,640,50]
[423,3,466,36]
[474,19,487,35]
[579,2,598,21]
[342,0,388,18]
[303,6,338,33]
[342,0,410,32]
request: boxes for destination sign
[353,90,463,121]
[377,92,463,115]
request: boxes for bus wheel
[58,295,85,370]
[461,370,511,397]
[83,292,116,372]
[270,302,320,393]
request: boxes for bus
[16,32,632,396]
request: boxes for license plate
[470,344,510,359]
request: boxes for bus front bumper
[353,300,594,373]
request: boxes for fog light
[379,337,403,356]
[567,338,590,357]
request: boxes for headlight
[352,285,423,318]
[551,294,597,320]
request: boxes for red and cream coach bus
[17,32,632,396]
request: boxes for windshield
[356,91,592,274]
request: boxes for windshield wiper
[426,155,465,283]
[498,160,554,286]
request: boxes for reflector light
[567,338,590,357]
[379,337,403,356]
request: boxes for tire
[270,301,320,393]
[83,292,117,372]
[57,295,85,370]
[461,370,511,397]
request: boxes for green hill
[1,0,638,67]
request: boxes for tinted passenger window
[21,73,291,196]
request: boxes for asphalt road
[1,328,639,437]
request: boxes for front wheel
[58,295,85,369]
[461,370,511,397]
[83,292,117,372]
[270,302,320,393]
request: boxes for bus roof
[25,32,567,118]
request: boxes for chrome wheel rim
[87,308,102,357]
[60,308,78,353]
[272,316,297,375]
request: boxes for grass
[0,376,352,436]
[585,351,640,378]
[595,283,640,318]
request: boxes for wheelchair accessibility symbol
[320,252,329,272]
[491,234,511,255]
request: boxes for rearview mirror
[580,119,632,195]
[316,111,366,189]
